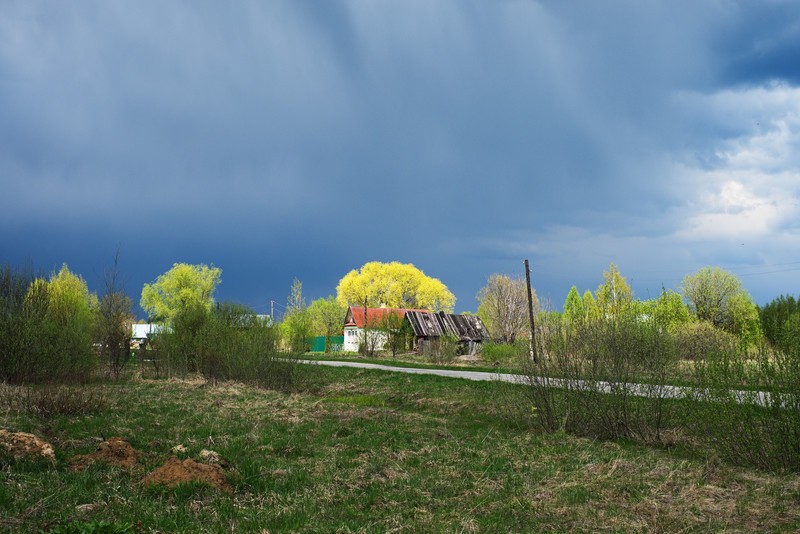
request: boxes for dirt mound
[143,457,231,491]
[0,429,56,462]
[71,437,142,471]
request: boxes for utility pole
[363,296,369,355]
[524,259,538,363]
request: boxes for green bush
[671,321,738,361]
[513,298,800,471]
[152,303,296,391]
[481,339,528,366]
[0,264,39,382]
[0,264,98,384]
[149,301,209,376]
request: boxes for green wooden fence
[307,336,345,352]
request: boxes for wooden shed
[405,311,491,355]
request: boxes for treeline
[558,264,763,351]
[0,261,295,389]
[478,263,796,356]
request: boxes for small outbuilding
[405,311,491,355]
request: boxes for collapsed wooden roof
[405,311,491,342]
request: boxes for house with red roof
[342,306,423,352]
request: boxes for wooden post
[363,297,368,355]
[524,259,538,363]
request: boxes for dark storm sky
[2,1,799,317]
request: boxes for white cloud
[678,177,796,240]
[673,84,800,241]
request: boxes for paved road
[299,359,784,407]
[299,359,523,383]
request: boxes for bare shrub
[522,313,679,442]
[96,251,133,380]
[672,321,738,361]
[23,386,106,418]
[687,340,800,470]
[421,334,460,364]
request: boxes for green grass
[2,367,800,532]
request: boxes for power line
[736,267,800,277]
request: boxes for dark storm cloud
[1,1,799,313]
[712,1,800,86]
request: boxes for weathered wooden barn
[404,311,491,355]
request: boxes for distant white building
[131,323,167,342]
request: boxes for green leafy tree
[563,286,585,322]
[336,261,455,312]
[477,274,537,344]
[582,290,599,320]
[378,311,409,357]
[780,311,800,358]
[39,265,99,381]
[308,296,346,352]
[283,278,312,353]
[140,263,221,323]
[0,265,39,382]
[759,294,799,347]
[681,266,760,340]
[0,264,99,383]
[595,263,633,317]
[726,292,761,344]
[647,289,691,331]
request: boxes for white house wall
[343,326,389,352]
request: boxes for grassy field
[3,366,800,532]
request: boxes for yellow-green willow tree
[140,263,221,323]
[336,261,455,313]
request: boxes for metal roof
[405,311,490,342]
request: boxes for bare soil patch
[0,429,55,462]
[143,457,231,492]
[71,437,142,471]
